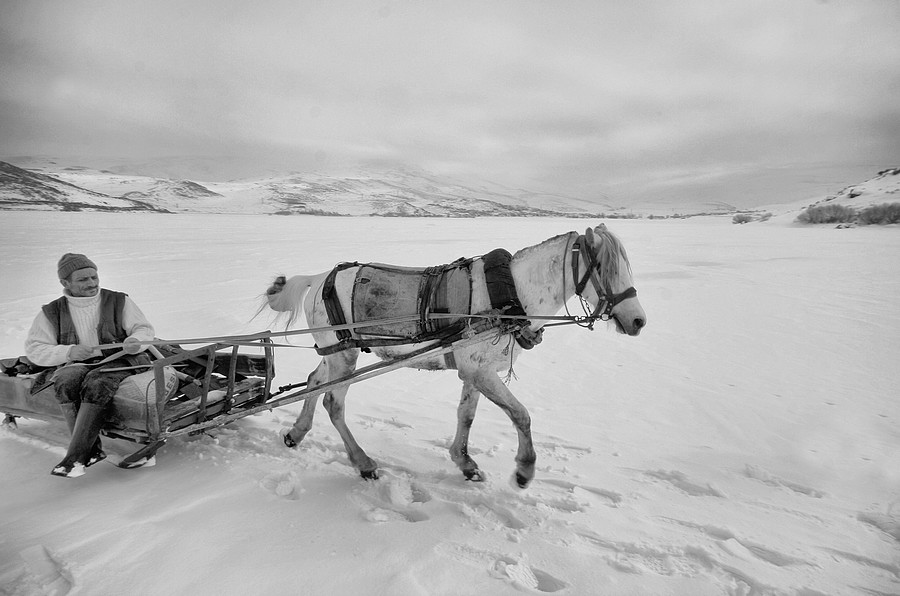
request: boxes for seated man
[25,253,155,478]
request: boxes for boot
[59,402,77,433]
[85,437,107,468]
[51,403,106,478]
[57,402,106,468]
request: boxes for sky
[1,0,898,207]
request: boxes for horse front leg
[283,360,326,448]
[449,377,485,482]
[473,370,536,488]
[317,351,379,480]
[323,386,378,480]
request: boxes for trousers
[51,361,136,408]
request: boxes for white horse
[265,224,645,488]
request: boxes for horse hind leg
[449,377,485,481]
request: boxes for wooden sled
[0,341,275,468]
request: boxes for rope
[92,311,596,351]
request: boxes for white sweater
[24,292,155,367]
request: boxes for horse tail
[265,272,327,327]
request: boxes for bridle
[566,232,637,329]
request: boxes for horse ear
[584,226,597,246]
[594,223,608,234]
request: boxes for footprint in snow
[644,469,726,498]
[574,530,711,577]
[437,542,568,593]
[537,477,623,507]
[491,556,569,593]
[260,470,304,500]
[17,544,73,595]
[357,414,413,430]
[857,511,900,542]
[743,464,825,498]
[534,438,592,463]
[660,518,812,568]
[351,470,431,523]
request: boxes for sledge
[1,341,275,467]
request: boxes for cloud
[1,0,898,205]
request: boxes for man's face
[62,268,99,297]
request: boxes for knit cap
[58,253,97,280]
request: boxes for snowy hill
[0,162,164,212]
[0,160,616,217]
[803,166,900,211]
[4,158,896,219]
[754,167,900,223]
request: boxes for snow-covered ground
[1,212,897,595]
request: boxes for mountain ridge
[0,160,624,217]
[2,159,896,218]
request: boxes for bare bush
[732,212,772,224]
[796,204,857,224]
[858,203,900,225]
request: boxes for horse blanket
[318,249,528,354]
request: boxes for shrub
[732,212,773,224]
[858,203,900,225]
[796,203,857,224]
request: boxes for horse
[264,224,645,488]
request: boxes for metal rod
[161,331,497,439]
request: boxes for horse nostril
[634,318,645,329]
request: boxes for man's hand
[123,337,143,355]
[68,345,96,362]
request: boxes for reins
[88,310,600,353]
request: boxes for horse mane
[511,232,574,261]
[511,227,631,294]
[593,226,632,293]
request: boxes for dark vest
[42,289,128,354]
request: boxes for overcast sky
[1,1,898,206]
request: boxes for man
[25,253,155,478]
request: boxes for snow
[1,212,898,595]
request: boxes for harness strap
[570,235,596,296]
[482,248,541,350]
[320,262,359,351]
[570,234,637,323]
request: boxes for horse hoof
[514,472,532,489]
[360,469,380,481]
[464,469,486,482]
[282,433,298,449]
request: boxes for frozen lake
[1,212,897,595]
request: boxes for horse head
[579,224,646,336]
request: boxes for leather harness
[315,249,534,356]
